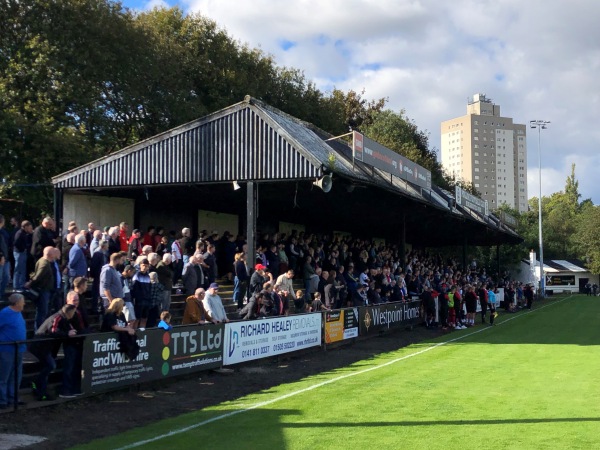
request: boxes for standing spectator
[249,264,270,296]
[183,255,204,295]
[131,259,152,328]
[277,242,289,275]
[154,227,165,250]
[155,235,169,257]
[421,285,436,328]
[233,252,249,309]
[179,228,194,265]
[90,240,109,311]
[0,293,26,409]
[265,244,280,279]
[29,306,76,401]
[128,229,142,260]
[303,256,316,303]
[12,220,33,290]
[50,248,64,314]
[31,217,57,262]
[203,244,218,286]
[273,284,289,316]
[182,288,208,325]
[465,285,478,327]
[89,230,103,256]
[143,226,156,250]
[108,227,121,256]
[488,284,498,326]
[276,270,296,306]
[71,277,91,329]
[171,234,183,283]
[25,247,57,330]
[156,253,174,312]
[43,299,82,399]
[478,283,489,324]
[67,235,88,289]
[99,252,125,310]
[203,283,229,323]
[0,215,10,300]
[148,272,163,327]
[118,222,129,252]
[524,283,534,310]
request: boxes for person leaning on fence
[101,298,135,335]
[203,283,229,324]
[0,293,27,409]
[182,288,208,325]
[29,304,79,400]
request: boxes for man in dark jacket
[30,217,56,262]
[25,246,57,330]
[29,304,78,400]
[12,220,33,290]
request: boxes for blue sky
[122,0,600,205]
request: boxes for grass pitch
[74,294,600,450]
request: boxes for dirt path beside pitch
[0,326,441,449]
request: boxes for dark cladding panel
[54,102,323,189]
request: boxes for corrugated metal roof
[51,96,520,241]
[53,99,323,189]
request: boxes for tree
[573,206,600,274]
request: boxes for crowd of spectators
[0,213,538,406]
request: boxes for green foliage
[469,165,600,277]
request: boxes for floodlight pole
[529,120,550,298]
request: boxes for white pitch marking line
[115,295,572,450]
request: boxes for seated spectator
[182,288,208,325]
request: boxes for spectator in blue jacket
[67,234,88,289]
[0,293,27,409]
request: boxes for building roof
[52,96,522,245]
[523,259,590,273]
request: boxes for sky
[123,0,600,205]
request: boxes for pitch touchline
[115,296,572,450]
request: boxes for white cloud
[181,0,600,204]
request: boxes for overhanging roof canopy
[52,96,522,246]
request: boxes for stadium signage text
[455,186,488,216]
[82,324,224,393]
[324,308,359,344]
[352,131,432,190]
[224,314,322,365]
[359,300,421,336]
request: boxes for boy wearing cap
[203,283,229,323]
